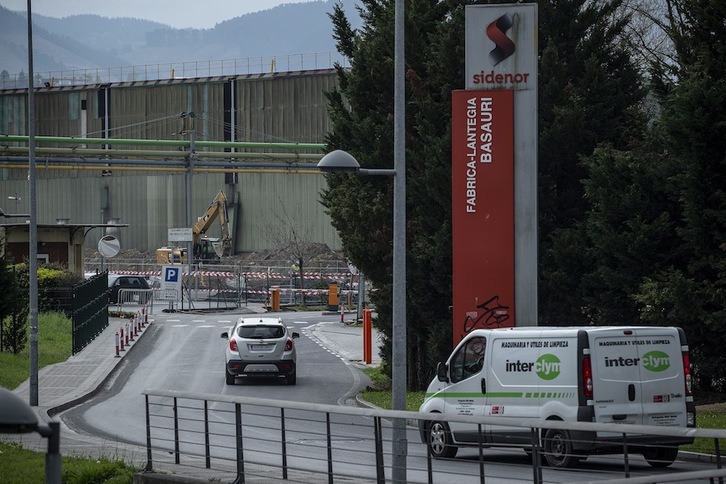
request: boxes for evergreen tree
[635,0,726,394]
[579,145,682,325]
[0,254,27,353]
[537,0,647,325]
[323,0,650,389]
[324,0,461,390]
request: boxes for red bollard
[144,308,148,326]
[340,301,344,323]
[134,316,139,337]
[115,331,120,357]
[363,309,372,364]
[141,308,146,327]
[125,322,130,345]
[129,318,135,341]
[120,327,125,351]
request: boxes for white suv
[221,317,300,385]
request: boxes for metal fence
[88,260,361,310]
[141,389,726,484]
[71,273,109,355]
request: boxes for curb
[45,319,153,420]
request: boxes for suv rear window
[236,325,285,339]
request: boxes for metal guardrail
[141,389,726,484]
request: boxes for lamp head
[0,387,39,434]
[317,150,361,173]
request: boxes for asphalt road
[63,310,362,443]
[57,309,718,483]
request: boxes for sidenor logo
[486,13,516,66]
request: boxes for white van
[418,326,696,468]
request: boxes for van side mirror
[291,331,300,339]
[221,332,228,339]
[436,362,449,383]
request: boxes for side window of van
[450,337,487,383]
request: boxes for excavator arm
[192,189,233,258]
[156,189,233,265]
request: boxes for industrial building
[0,69,342,255]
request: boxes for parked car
[108,274,152,304]
[221,317,299,385]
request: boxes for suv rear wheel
[225,367,235,385]
[286,371,297,385]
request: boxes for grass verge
[0,312,137,483]
[0,311,73,390]
[685,403,726,454]
[0,441,138,484]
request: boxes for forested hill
[0,1,362,75]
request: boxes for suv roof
[236,317,284,326]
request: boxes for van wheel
[427,421,458,459]
[543,428,579,468]
[643,446,678,467]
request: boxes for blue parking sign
[164,267,180,282]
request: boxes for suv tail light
[582,355,593,398]
[683,352,692,396]
[285,338,294,352]
[229,339,238,352]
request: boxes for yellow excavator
[156,189,232,265]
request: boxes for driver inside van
[451,336,487,383]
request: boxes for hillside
[0,1,362,77]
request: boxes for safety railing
[114,288,154,312]
[141,389,726,484]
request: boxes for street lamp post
[317,148,407,481]
[318,3,407,481]
[26,0,40,408]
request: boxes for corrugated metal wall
[0,70,341,252]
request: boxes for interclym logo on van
[505,354,561,380]
[642,351,671,372]
[536,354,561,380]
[603,351,672,372]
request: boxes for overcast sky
[0,0,318,29]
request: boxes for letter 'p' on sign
[164,267,179,283]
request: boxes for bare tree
[260,197,330,307]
